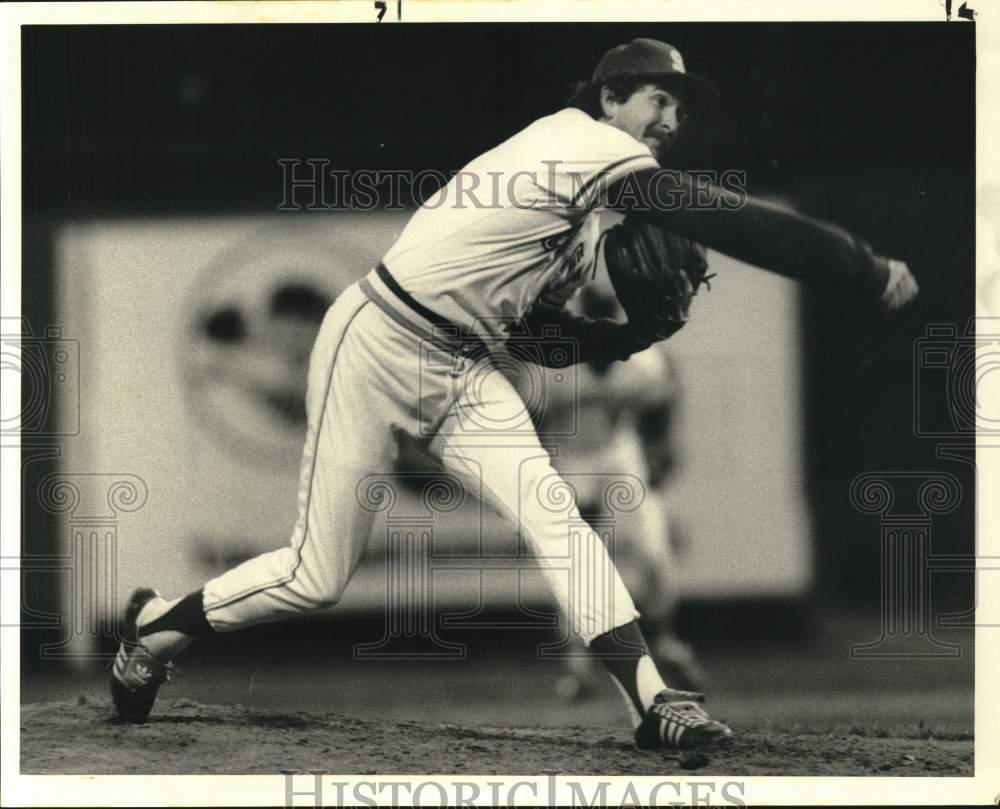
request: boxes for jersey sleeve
[532,110,660,212]
[607,168,892,295]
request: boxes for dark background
[21,22,975,628]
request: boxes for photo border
[1,1,995,805]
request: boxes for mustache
[646,126,676,142]
[645,126,676,155]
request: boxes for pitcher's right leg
[206,284,395,628]
[111,285,419,721]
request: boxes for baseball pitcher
[111,38,918,752]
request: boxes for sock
[137,589,215,660]
[589,620,668,727]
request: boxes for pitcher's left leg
[429,354,730,749]
[430,356,639,645]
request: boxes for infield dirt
[20,697,972,776]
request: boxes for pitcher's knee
[291,578,346,611]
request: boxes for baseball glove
[603,216,712,346]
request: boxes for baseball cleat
[634,688,732,751]
[109,587,173,724]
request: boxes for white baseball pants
[201,278,639,643]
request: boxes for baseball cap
[592,38,719,112]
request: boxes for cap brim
[656,72,720,114]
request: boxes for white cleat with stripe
[634,688,733,751]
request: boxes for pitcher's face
[603,83,687,157]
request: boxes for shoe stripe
[644,694,731,751]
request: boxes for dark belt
[375,263,489,358]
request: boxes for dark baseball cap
[592,38,719,112]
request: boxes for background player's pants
[565,433,681,627]
[202,282,639,643]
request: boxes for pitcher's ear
[599,85,618,120]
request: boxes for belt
[369,263,489,358]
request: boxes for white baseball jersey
[380,108,659,346]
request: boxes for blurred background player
[512,281,705,701]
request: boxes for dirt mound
[20,698,972,776]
